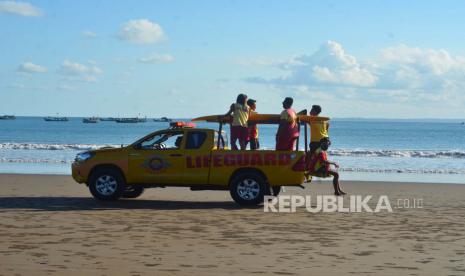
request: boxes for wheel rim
[95,175,118,196]
[237,178,260,200]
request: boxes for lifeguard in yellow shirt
[309,105,329,153]
[225,93,250,150]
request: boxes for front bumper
[71,162,87,183]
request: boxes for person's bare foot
[334,192,343,196]
[339,190,347,195]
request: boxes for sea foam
[0,143,117,151]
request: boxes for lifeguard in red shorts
[225,94,250,150]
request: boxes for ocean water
[1,117,464,183]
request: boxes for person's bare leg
[328,171,345,195]
[328,171,341,195]
[332,171,346,195]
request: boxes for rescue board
[192,114,329,124]
[298,115,330,123]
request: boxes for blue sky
[1,0,465,118]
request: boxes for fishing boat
[44,116,69,122]
[0,115,16,120]
[83,117,99,123]
[115,118,139,123]
[153,117,172,122]
[100,117,116,121]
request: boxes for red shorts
[231,126,249,144]
[276,136,297,151]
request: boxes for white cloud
[82,31,97,38]
[244,41,465,107]
[282,41,377,87]
[376,44,465,91]
[0,1,42,17]
[380,44,460,75]
[60,60,102,82]
[17,62,47,73]
[139,53,174,64]
[118,19,164,44]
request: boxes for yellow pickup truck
[72,122,309,205]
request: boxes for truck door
[183,131,211,184]
[128,130,185,184]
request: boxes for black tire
[271,186,282,196]
[229,172,267,206]
[122,186,144,198]
[88,167,125,201]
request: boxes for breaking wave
[339,168,465,174]
[1,143,465,159]
[328,149,465,159]
[0,143,117,151]
[0,158,72,164]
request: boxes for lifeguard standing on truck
[276,97,299,151]
[309,105,329,154]
[225,94,250,150]
[246,98,259,150]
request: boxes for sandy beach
[1,174,465,275]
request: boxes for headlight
[75,151,95,163]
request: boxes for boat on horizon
[44,116,69,122]
[0,115,16,120]
[100,117,117,121]
[115,118,139,123]
[83,117,99,123]
[153,117,172,122]
[115,116,147,123]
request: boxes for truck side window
[186,132,207,149]
[139,132,183,150]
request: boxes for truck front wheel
[88,168,125,201]
[230,173,267,206]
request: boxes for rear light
[292,155,307,171]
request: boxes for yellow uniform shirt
[232,103,249,127]
[310,119,329,142]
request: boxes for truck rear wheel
[122,186,144,198]
[88,168,125,201]
[230,172,267,206]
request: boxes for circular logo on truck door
[142,155,170,174]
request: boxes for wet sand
[1,174,465,275]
